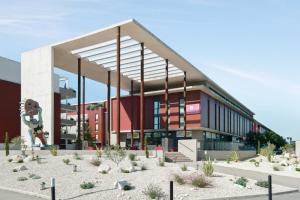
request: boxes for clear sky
[0,0,299,140]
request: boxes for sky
[0,0,299,140]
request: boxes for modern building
[20,19,272,152]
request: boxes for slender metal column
[130,80,134,147]
[140,43,145,150]
[82,76,85,136]
[77,58,82,149]
[116,26,121,145]
[107,71,111,146]
[183,71,187,137]
[165,59,169,135]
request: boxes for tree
[83,123,93,146]
[265,131,287,149]
[5,132,9,156]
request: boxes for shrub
[8,158,13,162]
[17,177,28,181]
[229,151,239,162]
[123,184,133,191]
[256,180,269,188]
[181,164,187,171]
[143,184,165,199]
[63,158,70,165]
[89,159,101,166]
[296,168,300,172]
[174,174,185,185]
[249,159,256,162]
[100,171,107,174]
[128,153,136,161]
[254,161,260,167]
[145,139,149,158]
[5,132,9,156]
[104,145,126,166]
[49,145,58,156]
[273,166,280,171]
[260,142,275,162]
[131,161,138,167]
[95,146,102,158]
[191,175,210,188]
[202,158,214,177]
[158,159,165,167]
[235,177,248,187]
[80,182,94,189]
[73,152,82,160]
[12,169,18,172]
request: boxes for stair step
[165,152,192,163]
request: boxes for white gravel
[216,155,300,178]
[0,153,295,200]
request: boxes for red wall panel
[54,93,61,145]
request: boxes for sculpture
[20,99,47,147]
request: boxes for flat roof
[40,19,253,115]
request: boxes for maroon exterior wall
[54,93,61,145]
[0,80,20,143]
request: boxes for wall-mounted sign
[186,103,200,114]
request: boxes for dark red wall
[54,93,61,145]
[0,80,20,143]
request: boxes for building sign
[186,103,200,114]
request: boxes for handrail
[178,141,194,152]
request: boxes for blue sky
[0,0,299,139]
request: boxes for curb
[0,186,50,199]
[207,188,299,200]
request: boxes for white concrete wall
[0,56,20,84]
[178,139,198,161]
[296,140,300,157]
[21,46,54,146]
[198,150,256,161]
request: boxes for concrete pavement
[0,189,45,200]
[243,192,300,200]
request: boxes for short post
[268,175,272,200]
[170,181,173,200]
[51,178,55,200]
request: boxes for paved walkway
[214,165,300,189]
[0,189,45,200]
[243,192,300,200]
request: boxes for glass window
[95,123,98,131]
[95,113,98,121]
[153,97,160,129]
[179,98,185,128]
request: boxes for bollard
[51,178,55,200]
[268,175,272,200]
[170,181,173,200]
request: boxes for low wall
[198,150,256,161]
[296,141,300,157]
[178,139,198,161]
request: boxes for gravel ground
[216,155,300,178]
[0,153,295,200]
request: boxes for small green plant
[158,158,165,167]
[202,158,214,177]
[95,146,102,158]
[29,173,41,179]
[73,152,82,160]
[174,174,185,185]
[191,175,210,188]
[104,145,126,166]
[249,159,256,162]
[131,161,138,166]
[145,139,149,158]
[5,132,9,156]
[8,158,13,162]
[229,151,239,162]
[295,168,300,172]
[255,180,269,188]
[12,169,18,172]
[235,177,248,187]
[17,177,28,181]
[226,158,231,164]
[260,142,275,162]
[273,166,280,171]
[254,161,260,167]
[80,182,94,189]
[100,171,107,174]
[123,184,133,191]
[181,164,187,171]
[63,158,70,165]
[128,153,136,161]
[49,145,58,156]
[143,184,165,199]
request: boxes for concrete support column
[165,59,169,135]
[116,26,121,145]
[107,71,111,146]
[130,80,134,147]
[77,58,82,149]
[183,71,187,137]
[140,43,145,150]
[82,76,85,136]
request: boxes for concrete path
[243,192,300,200]
[0,189,45,200]
[215,165,300,190]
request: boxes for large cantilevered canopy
[51,19,254,115]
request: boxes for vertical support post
[140,43,145,150]
[130,80,134,147]
[51,178,55,200]
[116,26,121,145]
[107,71,111,146]
[183,71,187,137]
[165,59,169,136]
[268,175,272,200]
[82,76,85,137]
[170,181,173,200]
[77,58,82,149]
